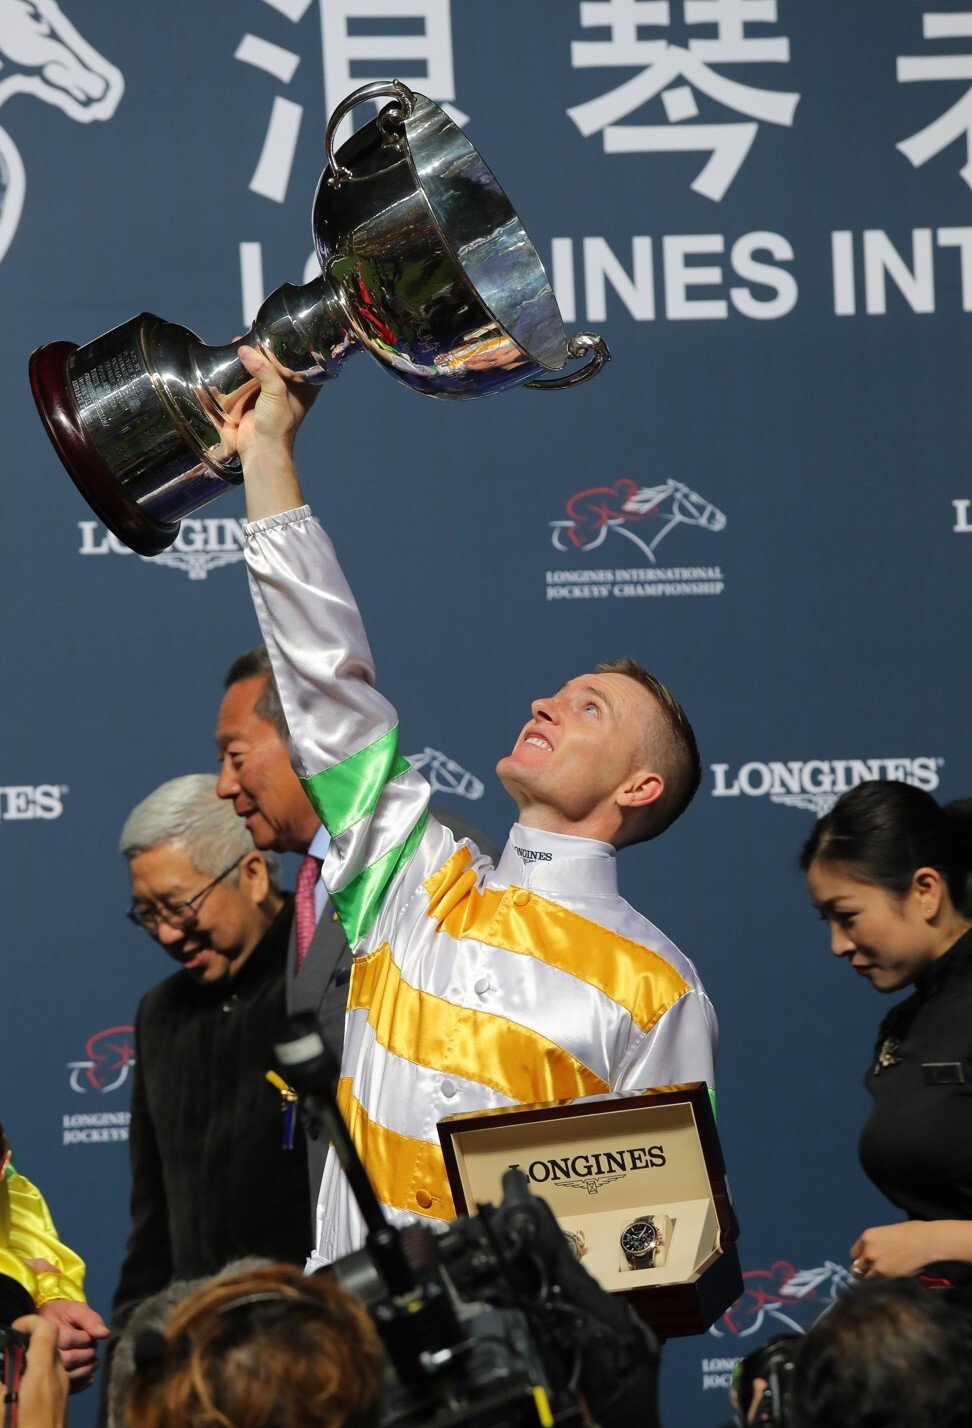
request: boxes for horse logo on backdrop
[405,748,484,801]
[709,1260,853,1340]
[66,1026,135,1094]
[0,0,124,264]
[551,478,726,565]
[545,476,726,602]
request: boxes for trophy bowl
[29,81,609,556]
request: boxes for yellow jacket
[1,1161,87,1307]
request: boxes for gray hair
[119,774,280,889]
[107,1277,202,1428]
[107,1258,271,1428]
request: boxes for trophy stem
[187,275,358,436]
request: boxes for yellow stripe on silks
[423,852,691,1035]
[348,945,609,1101]
[336,1077,455,1220]
[424,844,478,925]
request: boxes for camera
[325,1166,660,1428]
[0,1271,34,1348]
[0,1274,34,1428]
[729,1333,801,1428]
[277,1015,661,1428]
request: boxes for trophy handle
[325,81,417,186]
[524,332,610,390]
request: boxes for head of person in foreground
[791,1276,972,1428]
[125,1263,384,1428]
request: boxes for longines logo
[508,1144,666,1193]
[514,847,552,864]
[78,519,247,580]
[710,757,942,816]
[0,784,66,820]
[63,1026,135,1145]
[546,479,725,602]
[0,0,123,265]
[61,1112,129,1146]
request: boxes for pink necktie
[294,854,323,971]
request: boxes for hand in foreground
[746,1376,769,1426]
[221,344,318,467]
[850,1220,953,1279]
[38,1297,109,1392]
[10,1315,69,1428]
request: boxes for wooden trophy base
[29,341,179,556]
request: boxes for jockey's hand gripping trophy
[29,82,609,556]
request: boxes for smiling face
[215,676,318,854]
[495,671,665,843]
[128,841,273,986]
[806,859,944,992]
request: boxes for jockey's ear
[617,769,664,813]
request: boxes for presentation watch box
[437,1081,741,1338]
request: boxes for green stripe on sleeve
[331,811,429,947]
[299,725,409,837]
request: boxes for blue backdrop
[3,3,971,1423]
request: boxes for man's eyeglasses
[126,854,245,933]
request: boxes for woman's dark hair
[800,781,972,913]
[792,1277,972,1428]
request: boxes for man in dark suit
[99,774,310,1425]
[215,647,497,1206]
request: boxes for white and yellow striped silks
[244,508,717,1263]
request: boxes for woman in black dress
[802,780,972,1287]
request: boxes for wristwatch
[563,1228,587,1261]
[620,1215,660,1269]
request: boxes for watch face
[621,1220,658,1257]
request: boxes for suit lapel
[286,903,350,1016]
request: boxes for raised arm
[230,348,441,948]
[226,345,313,519]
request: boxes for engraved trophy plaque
[29,81,609,556]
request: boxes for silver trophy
[29,81,609,556]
